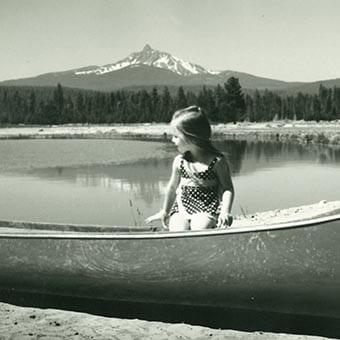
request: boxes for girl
[146,106,234,231]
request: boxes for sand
[1,120,340,144]
[0,302,335,340]
[233,200,340,228]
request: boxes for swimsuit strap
[180,156,218,171]
[207,157,219,170]
[180,157,185,171]
[180,156,219,182]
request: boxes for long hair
[171,105,223,161]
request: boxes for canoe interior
[0,220,154,234]
[1,209,340,238]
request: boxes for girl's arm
[215,157,234,228]
[145,155,181,228]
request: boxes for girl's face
[171,128,190,154]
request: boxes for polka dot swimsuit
[170,156,220,219]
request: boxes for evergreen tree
[203,88,216,121]
[311,95,321,121]
[197,86,216,121]
[319,84,328,119]
[252,90,262,121]
[214,84,227,121]
[53,83,64,123]
[151,87,161,121]
[64,95,75,123]
[0,90,9,124]
[139,90,152,122]
[224,77,246,123]
[75,93,85,123]
[176,86,187,109]
[12,91,24,124]
[186,91,198,107]
[2,81,340,125]
[295,92,307,120]
[333,87,340,117]
[161,87,172,122]
[26,91,36,124]
[244,94,253,121]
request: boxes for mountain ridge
[74,44,219,76]
[1,44,339,94]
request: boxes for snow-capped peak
[75,44,220,76]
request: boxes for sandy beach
[1,120,340,145]
[0,302,336,340]
[233,200,340,227]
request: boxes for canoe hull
[1,217,340,318]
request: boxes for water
[0,139,340,226]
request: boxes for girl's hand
[217,213,233,228]
[145,209,169,229]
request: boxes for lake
[0,138,340,227]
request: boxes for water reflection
[15,140,340,201]
[22,140,340,203]
[1,139,340,225]
[26,159,173,206]
[218,140,340,174]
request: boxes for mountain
[1,44,340,94]
[75,44,219,76]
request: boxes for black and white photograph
[1,0,340,339]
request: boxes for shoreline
[0,302,336,340]
[0,120,340,145]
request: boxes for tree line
[0,78,340,125]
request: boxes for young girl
[146,105,234,231]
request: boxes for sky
[1,0,340,82]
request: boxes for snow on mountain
[75,44,220,76]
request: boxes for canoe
[0,212,340,319]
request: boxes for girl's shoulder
[173,154,184,170]
[174,154,184,163]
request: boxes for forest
[0,77,340,125]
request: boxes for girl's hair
[171,105,223,161]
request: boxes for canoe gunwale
[0,213,340,240]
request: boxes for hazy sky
[1,0,340,82]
